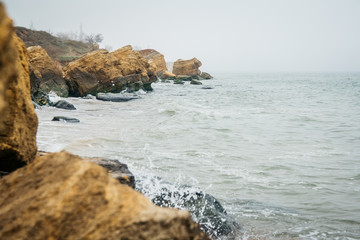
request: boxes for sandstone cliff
[64,45,157,97]
[0,3,38,172]
[28,45,68,97]
[0,151,209,240]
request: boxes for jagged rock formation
[0,151,209,240]
[0,4,38,172]
[15,26,98,65]
[173,58,202,78]
[64,46,157,97]
[138,49,167,75]
[27,46,68,97]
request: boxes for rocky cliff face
[28,46,68,97]
[64,45,157,97]
[172,58,202,77]
[138,49,167,75]
[0,3,38,172]
[0,151,209,240]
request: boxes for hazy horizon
[2,0,360,73]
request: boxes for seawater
[36,73,360,239]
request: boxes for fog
[3,0,360,73]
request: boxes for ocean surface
[36,73,360,239]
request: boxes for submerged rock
[53,100,76,110]
[136,176,241,239]
[52,116,80,123]
[96,92,140,102]
[202,86,214,90]
[0,151,209,239]
[173,79,185,85]
[0,4,38,172]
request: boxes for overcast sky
[2,0,360,73]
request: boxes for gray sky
[2,0,360,72]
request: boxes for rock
[0,151,209,240]
[64,45,157,97]
[200,72,213,79]
[96,92,140,102]
[173,58,202,78]
[53,100,76,110]
[176,75,193,81]
[138,49,167,76]
[137,175,241,239]
[191,79,203,85]
[85,157,136,189]
[31,90,51,106]
[159,70,176,80]
[0,4,38,172]
[202,86,214,90]
[173,79,185,85]
[27,46,68,97]
[52,116,80,123]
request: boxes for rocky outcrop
[138,49,167,75]
[64,45,157,97]
[0,151,209,240]
[0,3,38,172]
[173,58,202,78]
[27,45,68,97]
[200,72,213,79]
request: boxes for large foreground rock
[173,58,202,78]
[0,151,209,240]
[138,49,167,75]
[0,4,38,172]
[64,45,157,97]
[27,45,68,97]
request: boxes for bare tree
[85,33,103,44]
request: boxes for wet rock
[96,92,140,102]
[32,90,51,106]
[176,75,193,81]
[27,45,68,97]
[200,72,213,79]
[202,86,214,90]
[0,4,38,172]
[191,79,203,85]
[85,157,136,189]
[0,151,209,240]
[52,116,80,123]
[173,79,185,85]
[53,100,76,110]
[136,176,241,239]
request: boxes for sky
[2,0,360,73]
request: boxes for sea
[35,73,360,240]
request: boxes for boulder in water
[200,72,213,79]
[176,75,193,81]
[52,116,80,123]
[53,100,76,110]
[96,92,140,102]
[173,58,202,78]
[191,79,203,85]
[136,176,241,239]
